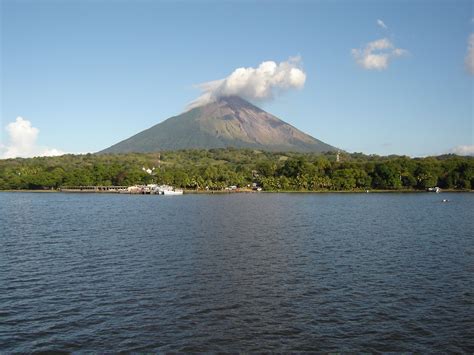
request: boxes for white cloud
[377,19,388,29]
[188,56,306,109]
[352,38,407,70]
[450,145,474,156]
[465,33,474,75]
[1,117,64,159]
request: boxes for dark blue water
[0,192,473,352]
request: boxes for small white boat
[162,189,183,195]
[157,185,183,195]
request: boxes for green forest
[0,149,472,191]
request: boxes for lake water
[0,192,473,352]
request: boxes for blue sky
[1,0,473,157]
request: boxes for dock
[59,186,129,193]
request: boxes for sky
[0,0,473,158]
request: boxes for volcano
[100,96,337,153]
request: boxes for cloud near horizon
[449,145,474,156]
[188,56,306,109]
[352,38,408,70]
[1,117,64,159]
[465,33,474,75]
[377,19,388,29]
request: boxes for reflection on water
[0,192,473,352]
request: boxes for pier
[59,186,129,193]
[59,185,184,195]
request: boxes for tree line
[0,149,472,191]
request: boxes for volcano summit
[101,96,337,153]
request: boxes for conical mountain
[100,96,337,153]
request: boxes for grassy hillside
[101,108,223,153]
[100,97,337,154]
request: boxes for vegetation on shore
[0,149,472,191]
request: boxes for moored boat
[157,185,183,195]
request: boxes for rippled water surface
[1,192,473,352]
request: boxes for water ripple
[0,192,473,352]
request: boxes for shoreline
[0,189,471,194]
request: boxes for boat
[156,185,183,195]
[162,189,184,195]
[121,184,183,195]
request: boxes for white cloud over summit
[188,56,306,109]
[1,117,64,159]
[352,38,408,70]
